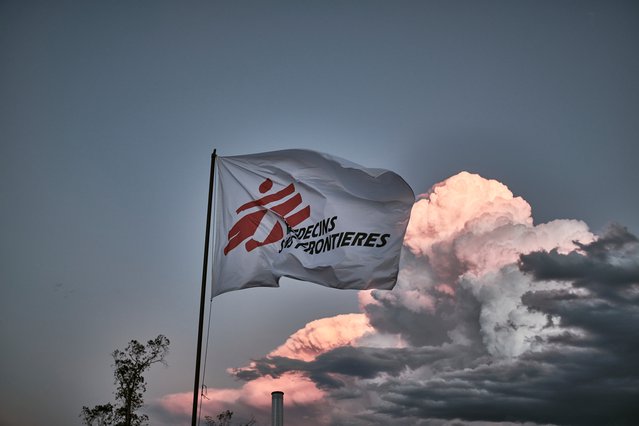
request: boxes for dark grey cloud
[367,226,639,425]
[233,344,485,390]
[232,225,639,425]
[519,224,639,360]
[364,250,485,348]
[575,223,639,260]
[520,224,639,303]
[375,347,639,425]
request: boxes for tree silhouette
[204,410,256,426]
[81,335,170,426]
[80,403,116,426]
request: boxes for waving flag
[211,149,414,297]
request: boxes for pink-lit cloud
[268,313,373,361]
[157,371,327,425]
[364,172,593,320]
[155,314,371,423]
[404,171,533,257]
[405,171,593,275]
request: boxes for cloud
[404,171,533,259]
[155,172,639,425]
[362,172,594,357]
[155,372,328,425]
[268,313,374,362]
[154,314,371,424]
[519,223,639,304]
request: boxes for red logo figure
[224,178,310,255]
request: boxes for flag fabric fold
[211,149,414,297]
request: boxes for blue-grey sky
[1,1,638,425]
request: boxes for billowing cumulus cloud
[268,313,374,362]
[363,171,594,357]
[154,172,639,425]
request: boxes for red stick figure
[224,178,310,255]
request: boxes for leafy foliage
[80,335,170,426]
[204,410,256,426]
[80,403,117,426]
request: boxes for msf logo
[224,178,311,255]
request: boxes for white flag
[211,149,414,297]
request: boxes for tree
[204,410,256,426]
[112,335,170,425]
[204,410,233,426]
[80,403,116,426]
[81,335,170,426]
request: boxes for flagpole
[192,150,217,426]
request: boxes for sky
[1,1,638,425]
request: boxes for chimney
[271,391,284,426]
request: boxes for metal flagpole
[192,150,217,426]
